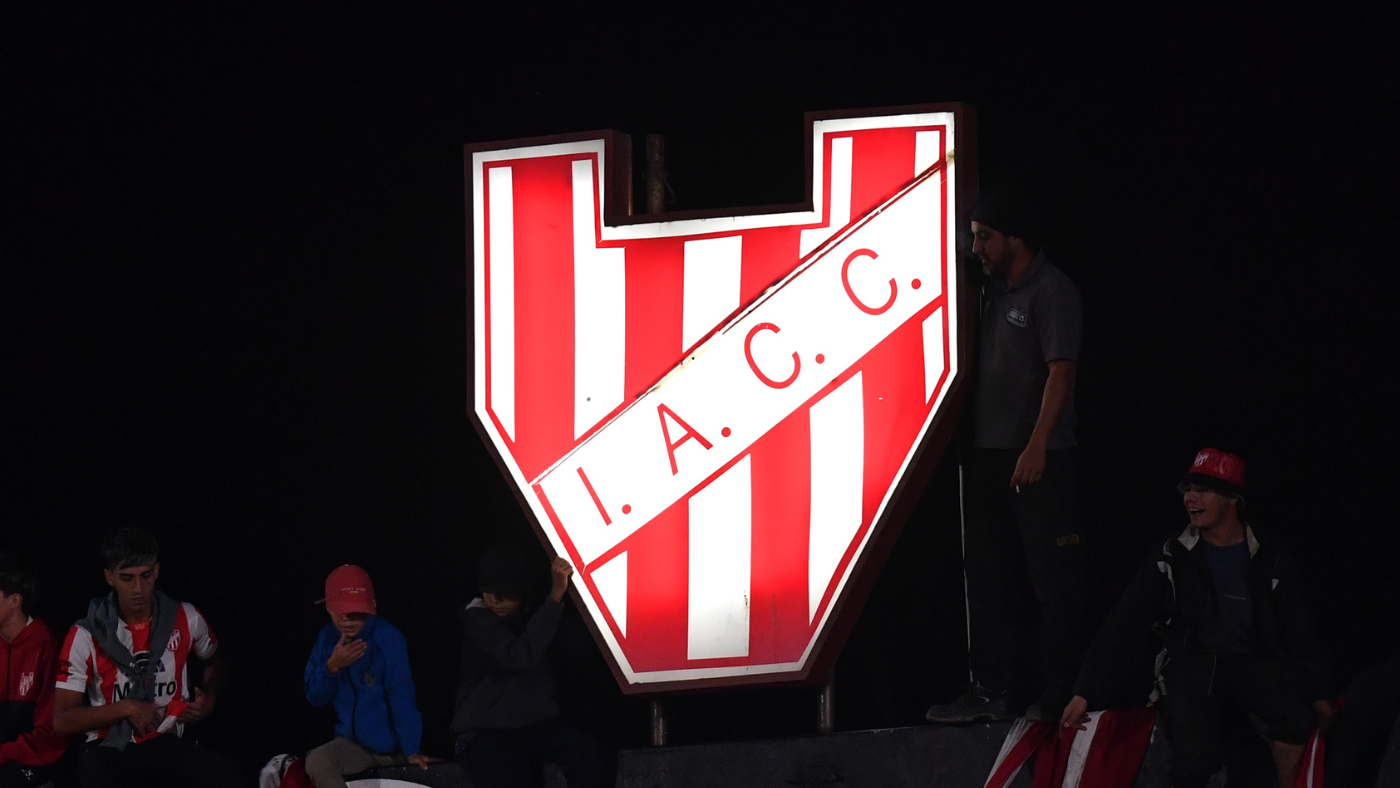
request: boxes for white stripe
[591,551,628,637]
[799,136,853,257]
[922,307,946,401]
[487,166,516,441]
[572,159,627,439]
[687,456,752,660]
[808,373,865,622]
[682,236,743,351]
[1061,710,1102,788]
[985,718,1038,788]
[915,130,941,176]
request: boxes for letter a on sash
[657,403,713,475]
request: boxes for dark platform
[617,723,1031,788]
[336,714,1400,787]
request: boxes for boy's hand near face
[327,635,368,674]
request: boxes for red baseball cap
[322,564,377,616]
[1177,448,1246,497]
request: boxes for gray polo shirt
[973,251,1082,450]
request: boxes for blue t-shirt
[1202,541,1253,653]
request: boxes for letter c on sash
[841,248,896,315]
[744,323,800,389]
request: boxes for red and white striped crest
[468,107,972,691]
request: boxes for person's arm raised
[468,559,574,670]
[548,557,573,603]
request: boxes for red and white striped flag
[985,709,1327,788]
[984,709,1156,788]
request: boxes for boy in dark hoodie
[303,564,430,787]
[452,545,601,788]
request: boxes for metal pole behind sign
[818,679,835,734]
[647,132,669,748]
[959,458,973,684]
[650,699,669,747]
[645,134,666,214]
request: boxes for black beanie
[971,194,1038,245]
[477,544,540,599]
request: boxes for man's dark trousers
[457,718,603,788]
[76,735,239,788]
[964,447,1088,704]
[1160,653,1315,788]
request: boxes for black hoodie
[450,596,563,738]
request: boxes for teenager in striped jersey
[52,527,238,788]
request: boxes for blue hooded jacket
[304,616,423,756]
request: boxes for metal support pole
[645,135,669,750]
[650,699,669,746]
[959,459,973,685]
[645,134,666,214]
[818,679,835,733]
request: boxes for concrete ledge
[618,723,1031,788]
[338,715,1400,788]
[346,761,565,788]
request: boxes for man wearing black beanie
[926,194,1088,723]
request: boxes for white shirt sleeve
[184,604,218,659]
[56,626,93,693]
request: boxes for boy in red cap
[303,564,431,787]
[1060,449,1335,788]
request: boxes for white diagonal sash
[536,159,946,566]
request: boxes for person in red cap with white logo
[303,564,433,787]
[1059,448,1336,788]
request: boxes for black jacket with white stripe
[1074,524,1333,709]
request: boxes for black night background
[3,5,1397,780]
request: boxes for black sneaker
[925,684,1012,724]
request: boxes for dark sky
[4,4,1397,776]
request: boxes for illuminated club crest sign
[468,105,975,692]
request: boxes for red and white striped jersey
[55,603,217,743]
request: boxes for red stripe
[621,499,690,672]
[747,407,813,663]
[739,228,801,307]
[1033,726,1077,788]
[1078,708,1156,788]
[859,300,945,525]
[622,237,685,400]
[506,155,581,480]
[849,128,919,221]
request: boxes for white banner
[536,164,946,566]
